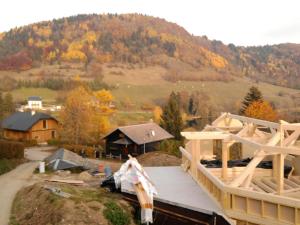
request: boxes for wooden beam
[229,150,266,187]
[230,135,262,149]
[222,141,229,181]
[227,113,280,129]
[281,124,300,130]
[263,145,300,155]
[211,112,227,127]
[282,130,300,146]
[181,131,229,140]
[179,147,192,161]
[275,153,284,194]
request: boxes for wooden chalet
[1,111,58,143]
[103,123,173,159]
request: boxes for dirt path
[0,162,39,225]
[0,146,54,225]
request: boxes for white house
[28,96,42,109]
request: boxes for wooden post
[191,140,201,178]
[222,141,229,181]
[276,123,285,194]
[276,154,284,194]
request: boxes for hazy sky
[0,0,299,46]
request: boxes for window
[51,131,56,139]
[43,120,47,129]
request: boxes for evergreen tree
[240,86,263,114]
[0,92,3,120]
[188,95,197,115]
[160,92,183,140]
[3,92,15,115]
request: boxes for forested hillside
[0,13,299,88]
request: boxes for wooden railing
[180,148,300,225]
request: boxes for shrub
[47,139,61,146]
[23,139,38,147]
[0,140,24,159]
[0,159,24,175]
[159,139,182,158]
[104,201,130,225]
[62,144,96,158]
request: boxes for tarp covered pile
[45,148,89,170]
[114,156,158,224]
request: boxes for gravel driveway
[0,146,55,225]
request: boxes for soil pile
[137,151,181,167]
[10,183,135,225]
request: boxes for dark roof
[104,122,173,145]
[1,111,57,131]
[28,96,42,101]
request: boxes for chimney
[31,110,36,116]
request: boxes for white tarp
[114,157,158,223]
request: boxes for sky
[0,0,299,46]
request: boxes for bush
[0,140,24,159]
[103,201,130,225]
[159,139,182,158]
[23,139,37,147]
[47,139,61,146]
[62,144,96,158]
[0,159,24,175]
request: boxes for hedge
[62,144,97,158]
[0,140,24,159]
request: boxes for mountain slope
[0,14,299,88]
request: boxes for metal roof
[1,111,57,131]
[121,166,223,216]
[28,96,42,101]
[104,122,173,145]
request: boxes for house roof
[1,111,57,132]
[28,96,42,101]
[104,122,173,145]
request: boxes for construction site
[7,113,300,225]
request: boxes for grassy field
[11,88,58,103]
[110,78,298,111]
[4,63,299,117]
[111,111,154,126]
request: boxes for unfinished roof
[121,166,223,215]
[104,123,173,145]
[1,111,57,131]
[28,96,42,101]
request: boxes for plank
[45,179,85,185]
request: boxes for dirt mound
[136,151,181,167]
[10,183,135,225]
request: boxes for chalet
[27,96,42,109]
[1,111,58,143]
[103,123,173,159]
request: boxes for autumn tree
[153,106,162,123]
[59,86,114,144]
[160,92,183,140]
[240,86,263,114]
[244,100,278,122]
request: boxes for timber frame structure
[180,112,300,225]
